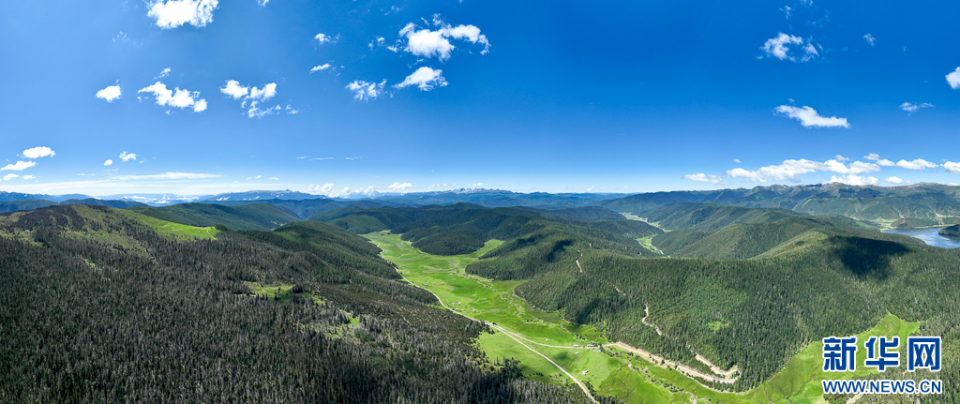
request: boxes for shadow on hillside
[830,236,909,280]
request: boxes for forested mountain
[637,203,804,232]
[212,198,416,219]
[373,189,629,208]
[940,224,960,240]
[0,198,146,214]
[0,205,605,404]
[0,191,92,202]
[127,203,301,231]
[313,203,661,256]
[602,183,960,222]
[463,218,960,394]
[652,216,917,260]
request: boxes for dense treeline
[0,205,602,403]
[653,216,921,260]
[494,231,960,395]
[128,203,300,231]
[315,204,659,257]
[638,203,803,232]
[600,183,960,221]
[0,198,146,214]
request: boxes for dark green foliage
[653,216,913,260]
[639,203,804,232]
[128,202,300,231]
[601,183,960,221]
[0,205,596,404]
[503,228,960,392]
[0,198,145,214]
[213,198,414,219]
[940,224,960,240]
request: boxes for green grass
[243,281,296,302]
[121,210,219,240]
[367,231,924,404]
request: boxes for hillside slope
[0,205,595,404]
[128,202,300,231]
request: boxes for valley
[366,232,930,404]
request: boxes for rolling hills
[0,205,599,403]
[127,203,300,231]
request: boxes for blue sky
[2,0,960,197]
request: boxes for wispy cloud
[388,182,413,191]
[156,68,171,79]
[310,64,331,73]
[682,173,722,184]
[147,0,219,29]
[826,175,878,186]
[315,33,335,44]
[113,172,221,180]
[3,174,19,181]
[893,158,938,171]
[1,161,38,172]
[864,153,895,166]
[346,80,387,100]
[863,33,876,46]
[760,33,819,62]
[775,105,849,128]
[220,80,282,118]
[120,151,137,162]
[900,102,933,113]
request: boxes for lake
[883,228,960,249]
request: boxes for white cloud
[884,176,903,184]
[726,158,879,183]
[285,105,298,114]
[398,20,490,61]
[308,183,335,195]
[394,67,448,91]
[775,105,849,128]
[138,82,207,112]
[156,68,171,79]
[947,67,960,89]
[1,161,37,171]
[269,177,279,180]
[894,159,938,171]
[310,64,331,73]
[944,161,960,174]
[258,0,269,6]
[21,175,35,180]
[104,159,114,166]
[469,183,483,187]
[346,80,387,100]
[864,34,876,46]
[864,153,895,166]
[826,175,879,186]
[220,80,249,99]
[249,83,277,101]
[682,173,723,184]
[760,33,818,62]
[733,158,741,163]
[900,102,933,113]
[96,85,122,102]
[388,182,413,191]
[315,33,334,44]
[113,172,221,180]
[147,0,218,29]
[3,174,19,181]
[23,147,55,159]
[120,152,137,162]
[834,155,851,161]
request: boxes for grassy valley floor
[365,231,923,404]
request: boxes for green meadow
[121,210,219,240]
[366,231,924,404]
